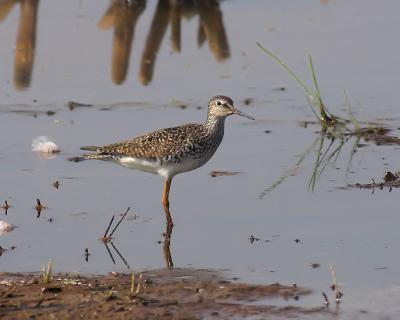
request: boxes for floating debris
[52,180,60,189]
[384,171,399,182]
[210,171,240,177]
[68,101,93,110]
[243,98,253,105]
[0,201,11,214]
[35,198,47,218]
[349,171,400,190]
[322,292,329,306]
[32,136,60,154]
[248,235,260,244]
[272,87,286,91]
[84,248,90,262]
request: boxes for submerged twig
[103,215,115,239]
[104,243,116,264]
[101,207,130,242]
[108,207,130,238]
[110,242,130,269]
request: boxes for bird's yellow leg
[162,177,174,227]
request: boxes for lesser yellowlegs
[77,95,254,227]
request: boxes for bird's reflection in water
[100,0,230,86]
[162,223,174,268]
[0,0,40,90]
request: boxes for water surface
[1,1,400,318]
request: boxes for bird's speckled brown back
[89,123,211,161]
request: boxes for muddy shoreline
[0,268,329,319]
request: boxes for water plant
[257,43,400,193]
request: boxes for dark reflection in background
[99,0,146,85]
[0,0,39,91]
[0,0,332,91]
[101,0,230,86]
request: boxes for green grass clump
[256,42,353,133]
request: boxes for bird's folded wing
[95,124,203,160]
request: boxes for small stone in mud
[310,263,320,269]
[42,287,62,293]
[46,110,56,116]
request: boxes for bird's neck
[204,114,226,135]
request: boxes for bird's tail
[68,145,111,162]
[68,153,109,162]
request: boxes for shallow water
[1,0,400,318]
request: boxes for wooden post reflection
[99,0,145,85]
[169,3,181,53]
[198,0,230,62]
[139,0,170,86]
[0,0,17,22]
[197,20,206,48]
[14,0,39,90]
[163,223,173,268]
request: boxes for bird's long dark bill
[232,108,255,120]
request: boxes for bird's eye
[217,101,222,106]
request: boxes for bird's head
[208,95,255,120]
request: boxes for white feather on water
[0,221,15,235]
[32,136,60,154]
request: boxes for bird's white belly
[116,151,214,178]
[161,158,205,176]
[118,157,161,174]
